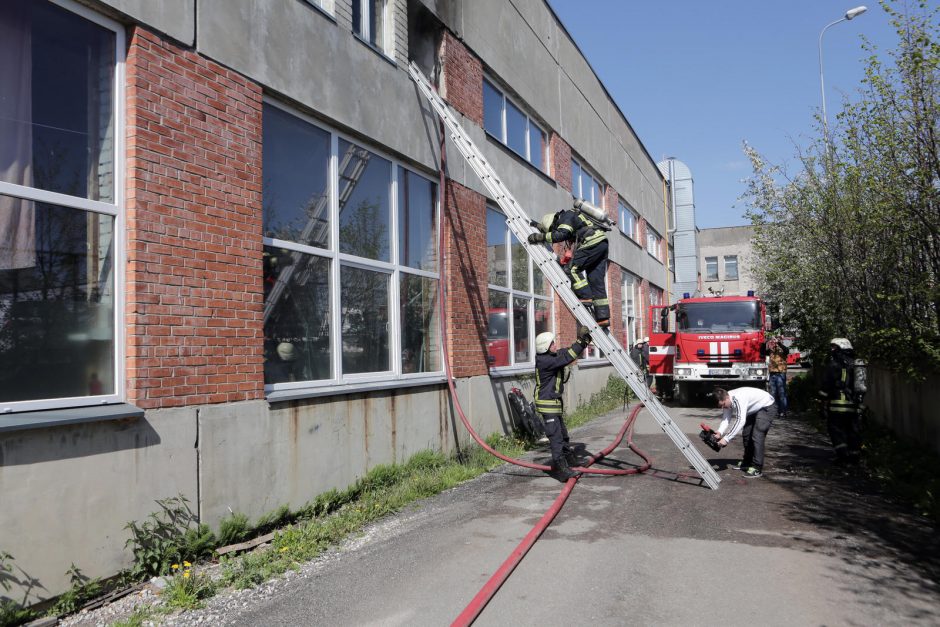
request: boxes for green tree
[743,0,940,378]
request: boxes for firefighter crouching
[528,208,610,328]
[535,326,592,481]
[819,337,864,464]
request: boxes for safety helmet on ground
[830,337,853,351]
[535,332,556,354]
[539,213,555,233]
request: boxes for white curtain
[0,0,35,270]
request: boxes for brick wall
[607,263,623,345]
[443,180,488,377]
[604,184,618,218]
[439,31,483,126]
[550,132,572,193]
[125,27,264,408]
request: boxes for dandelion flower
[183,571,190,579]
[171,564,179,570]
[183,561,192,567]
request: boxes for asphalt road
[220,398,939,626]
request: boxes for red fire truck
[648,292,770,406]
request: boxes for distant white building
[697,226,758,297]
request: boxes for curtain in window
[0,0,35,270]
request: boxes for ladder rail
[409,62,720,489]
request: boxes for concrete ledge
[0,403,144,433]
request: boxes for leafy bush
[124,495,216,580]
[216,513,251,547]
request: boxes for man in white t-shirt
[713,386,778,478]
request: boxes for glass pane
[532,259,548,297]
[510,233,529,292]
[531,125,546,171]
[263,105,331,248]
[505,100,526,157]
[398,167,437,271]
[339,139,391,262]
[0,197,115,402]
[1,0,116,202]
[352,0,361,34]
[593,179,603,207]
[483,80,503,139]
[370,0,384,49]
[725,256,739,280]
[571,159,581,199]
[341,265,390,374]
[534,298,551,336]
[486,290,509,367]
[400,273,440,373]
[513,297,530,363]
[706,257,718,281]
[486,207,508,287]
[263,245,331,383]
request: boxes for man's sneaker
[743,466,763,478]
[732,460,746,471]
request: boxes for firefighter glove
[527,232,545,244]
[577,325,592,345]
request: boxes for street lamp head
[845,6,868,20]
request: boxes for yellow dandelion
[279,547,289,553]
[183,571,190,579]
[171,564,179,570]
[183,561,192,567]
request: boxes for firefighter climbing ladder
[408,62,721,490]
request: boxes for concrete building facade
[697,225,757,297]
[0,0,672,600]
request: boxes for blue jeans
[769,373,788,414]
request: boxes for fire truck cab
[649,292,770,406]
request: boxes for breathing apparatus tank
[573,199,615,230]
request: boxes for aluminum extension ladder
[408,62,720,489]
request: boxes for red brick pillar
[443,180,489,377]
[439,31,483,126]
[550,133,572,193]
[125,27,264,408]
[607,264,623,345]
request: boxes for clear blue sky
[549,1,909,228]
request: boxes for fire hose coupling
[698,423,722,452]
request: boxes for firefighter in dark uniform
[535,326,592,481]
[528,210,610,327]
[819,337,862,463]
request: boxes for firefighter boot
[551,456,580,482]
[593,301,610,328]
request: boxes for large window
[619,199,639,242]
[621,272,638,349]
[646,227,662,261]
[571,158,603,206]
[352,0,389,54]
[705,256,719,281]
[486,207,551,368]
[0,0,123,412]
[482,78,548,173]
[263,102,440,391]
[724,255,739,280]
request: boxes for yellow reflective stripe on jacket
[580,229,606,248]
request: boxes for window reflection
[397,167,437,271]
[338,140,391,262]
[513,296,529,362]
[486,290,509,367]
[400,274,440,373]
[487,208,508,287]
[341,265,389,374]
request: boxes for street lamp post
[818,5,868,140]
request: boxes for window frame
[724,255,739,280]
[485,205,553,373]
[0,0,126,414]
[705,256,719,281]
[262,99,443,398]
[571,157,604,207]
[618,198,640,243]
[646,226,662,262]
[481,77,549,174]
[621,271,638,350]
[351,0,391,56]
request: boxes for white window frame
[0,0,126,414]
[646,227,662,261]
[486,206,553,373]
[304,0,334,14]
[262,99,443,397]
[618,198,640,242]
[571,157,604,207]
[482,77,549,173]
[621,272,638,349]
[352,0,391,55]
[705,256,719,281]
[724,255,739,280]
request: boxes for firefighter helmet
[830,337,853,351]
[536,332,556,354]
[539,213,556,233]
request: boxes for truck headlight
[676,368,691,376]
[749,368,766,377]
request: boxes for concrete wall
[697,226,757,297]
[867,366,940,456]
[0,410,197,601]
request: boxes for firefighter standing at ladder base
[528,201,611,328]
[535,326,592,481]
[819,338,864,464]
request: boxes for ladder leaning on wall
[408,61,720,490]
